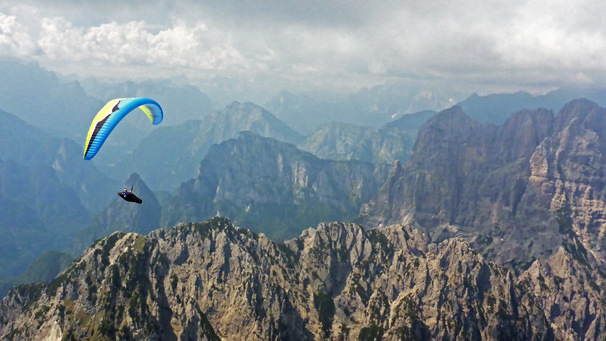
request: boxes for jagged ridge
[1,217,603,340]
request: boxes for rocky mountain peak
[409,105,487,171]
[162,132,388,240]
[1,217,604,340]
[207,101,304,144]
[362,100,606,269]
[554,98,604,133]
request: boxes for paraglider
[118,186,142,204]
[83,97,162,204]
[83,97,163,160]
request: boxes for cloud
[35,18,246,72]
[1,0,606,99]
[0,12,39,57]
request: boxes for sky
[1,0,605,103]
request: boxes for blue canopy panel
[83,97,163,160]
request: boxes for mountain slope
[162,132,387,240]
[0,107,122,291]
[1,217,603,340]
[0,109,118,213]
[0,158,89,281]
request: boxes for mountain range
[1,98,598,339]
[111,101,305,191]
[299,110,436,164]
[162,132,388,240]
[3,58,606,339]
[264,85,451,135]
[361,99,606,274]
[0,108,117,291]
[458,88,606,125]
[0,58,102,142]
[1,217,603,340]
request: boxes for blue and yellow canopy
[83,97,163,160]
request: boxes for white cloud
[36,18,244,72]
[0,12,38,57]
[2,0,606,98]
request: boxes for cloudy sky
[1,0,605,102]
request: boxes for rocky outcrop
[162,132,388,240]
[362,100,606,268]
[1,217,604,340]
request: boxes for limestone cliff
[1,217,604,340]
[162,132,388,240]
[362,100,606,268]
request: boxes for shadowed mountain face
[1,217,604,340]
[0,110,116,212]
[162,132,388,240]
[111,101,305,191]
[0,159,88,280]
[362,99,606,268]
[0,109,117,282]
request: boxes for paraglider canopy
[83,97,163,160]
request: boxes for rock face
[1,217,604,340]
[162,132,388,240]
[361,99,606,268]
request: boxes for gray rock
[1,217,603,340]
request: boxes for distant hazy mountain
[80,79,216,125]
[162,132,388,240]
[113,101,305,191]
[299,110,436,164]
[71,173,161,254]
[0,250,72,298]
[458,87,606,124]
[0,109,117,282]
[266,83,455,134]
[264,91,340,135]
[0,109,117,213]
[0,58,103,141]
[0,158,88,280]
